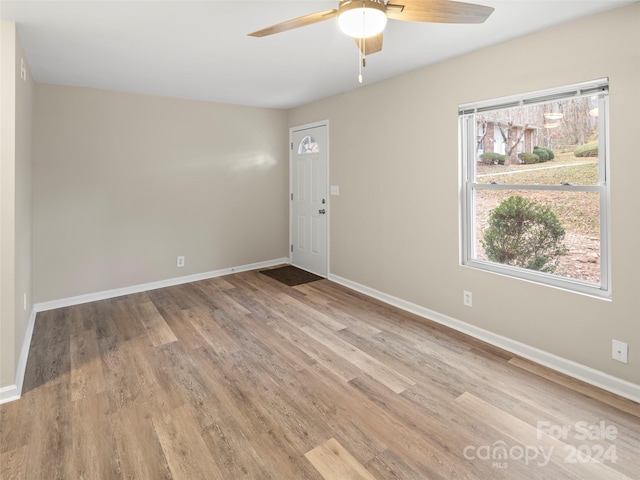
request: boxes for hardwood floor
[1,269,639,479]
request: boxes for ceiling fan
[249,0,494,81]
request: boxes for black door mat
[260,265,324,286]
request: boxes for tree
[476,118,488,157]
[496,121,528,166]
[481,195,568,273]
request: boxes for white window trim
[459,79,611,299]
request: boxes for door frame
[289,120,330,277]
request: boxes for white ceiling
[1,0,635,109]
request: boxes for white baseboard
[15,307,37,395]
[328,273,640,404]
[34,258,289,312]
[0,258,288,405]
[0,307,37,405]
[0,384,20,404]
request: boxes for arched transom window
[298,135,319,154]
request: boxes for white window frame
[459,79,611,298]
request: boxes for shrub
[479,152,505,165]
[574,141,598,157]
[481,195,568,273]
[518,152,539,164]
[533,147,550,163]
[534,146,555,160]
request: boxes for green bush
[518,152,539,164]
[479,152,505,165]
[481,195,568,273]
[534,146,555,160]
[574,141,598,157]
[533,147,550,163]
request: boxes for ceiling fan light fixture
[338,0,387,38]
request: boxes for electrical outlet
[177,256,185,268]
[612,339,628,363]
[463,290,473,307]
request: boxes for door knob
[319,209,326,214]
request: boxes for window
[298,135,319,154]
[459,79,610,297]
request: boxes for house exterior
[477,120,539,159]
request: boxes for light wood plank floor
[1,269,639,479]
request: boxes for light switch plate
[330,185,340,196]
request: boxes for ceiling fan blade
[386,0,494,24]
[354,33,384,55]
[248,9,339,37]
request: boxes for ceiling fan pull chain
[358,36,363,83]
[358,7,365,84]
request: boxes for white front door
[291,123,328,277]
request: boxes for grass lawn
[476,151,596,175]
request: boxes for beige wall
[33,85,289,302]
[1,21,34,390]
[288,3,640,384]
[14,26,33,385]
